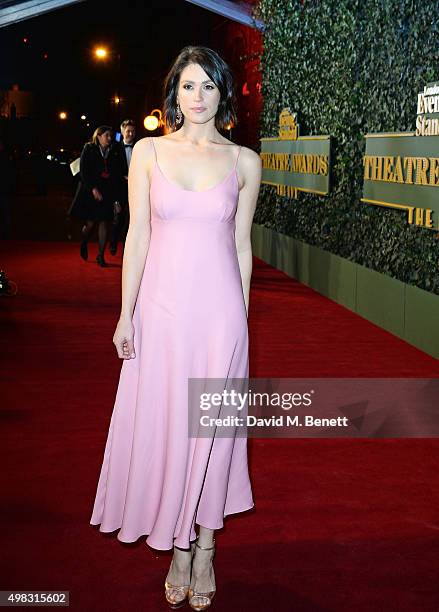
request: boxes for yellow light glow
[114,96,120,105]
[94,47,108,59]
[59,112,67,120]
[80,115,86,120]
[144,115,159,131]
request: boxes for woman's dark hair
[163,46,237,132]
[90,125,113,146]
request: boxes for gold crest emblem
[279,108,299,140]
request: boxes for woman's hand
[113,316,136,359]
[92,187,103,201]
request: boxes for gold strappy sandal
[188,539,216,611]
[165,540,196,609]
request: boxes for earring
[176,102,183,124]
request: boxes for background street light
[59,111,67,120]
[92,44,121,124]
[94,46,108,60]
[144,109,164,132]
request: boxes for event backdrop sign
[260,108,331,199]
[361,81,439,230]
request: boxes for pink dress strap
[150,137,157,163]
[234,145,242,170]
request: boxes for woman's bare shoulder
[131,137,156,162]
[238,145,262,170]
[237,144,261,158]
[126,139,155,185]
[133,136,155,150]
[234,146,261,190]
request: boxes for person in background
[109,119,136,256]
[68,126,124,267]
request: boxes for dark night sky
[1,0,226,147]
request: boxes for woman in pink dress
[89,45,262,610]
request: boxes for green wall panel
[356,266,405,338]
[251,223,439,359]
[251,224,358,312]
[405,284,439,358]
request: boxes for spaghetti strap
[150,137,157,163]
[234,145,242,170]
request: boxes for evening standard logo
[416,82,439,136]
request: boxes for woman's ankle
[172,546,192,571]
[192,544,215,574]
[195,538,215,551]
[174,544,191,552]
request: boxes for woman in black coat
[69,126,124,266]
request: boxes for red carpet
[1,240,439,611]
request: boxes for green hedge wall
[253,0,439,294]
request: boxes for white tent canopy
[0,0,263,29]
[0,0,85,27]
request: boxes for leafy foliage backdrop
[252,0,439,293]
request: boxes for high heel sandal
[165,540,196,609]
[188,539,216,611]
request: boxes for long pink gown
[89,138,254,550]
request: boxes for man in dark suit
[110,119,136,255]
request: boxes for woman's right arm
[113,138,154,359]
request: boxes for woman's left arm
[234,147,262,317]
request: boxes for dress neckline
[154,159,237,194]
